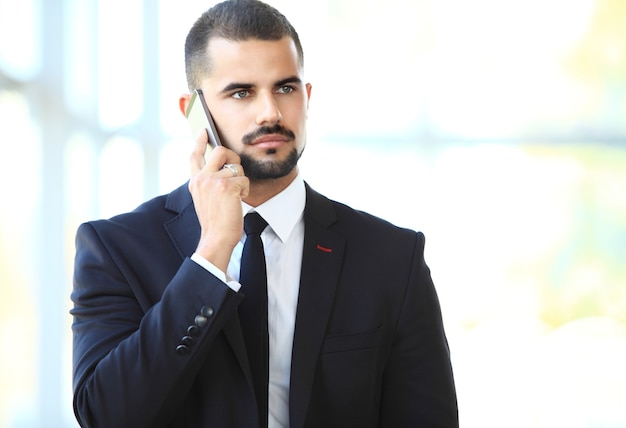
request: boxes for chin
[240,147,301,180]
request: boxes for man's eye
[277,86,294,94]
[232,90,250,99]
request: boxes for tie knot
[244,212,268,236]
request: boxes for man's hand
[188,130,249,273]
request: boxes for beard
[239,146,302,180]
[239,124,303,180]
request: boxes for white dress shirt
[191,174,305,428]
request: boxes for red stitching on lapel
[316,244,333,253]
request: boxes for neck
[243,168,298,207]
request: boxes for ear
[179,93,192,117]
[305,83,312,108]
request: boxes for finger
[205,146,242,172]
[221,163,245,178]
[223,175,250,199]
[239,176,250,199]
[190,129,209,176]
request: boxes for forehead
[204,37,302,85]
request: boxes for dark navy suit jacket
[71,182,458,427]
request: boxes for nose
[255,92,283,126]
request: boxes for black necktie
[239,212,269,426]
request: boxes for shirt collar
[241,173,305,243]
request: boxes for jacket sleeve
[70,222,243,428]
[378,232,459,427]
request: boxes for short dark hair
[184,0,304,90]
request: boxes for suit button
[187,325,200,336]
[176,344,189,355]
[194,315,208,327]
[181,335,194,346]
[200,306,214,317]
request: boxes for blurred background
[1,0,625,426]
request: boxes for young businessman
[71,1,458,427]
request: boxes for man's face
[199,36,311,180]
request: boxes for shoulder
[77,182,191,242]
[335,198,423,251]
[304,182,424,252]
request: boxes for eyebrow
[219,75,303,94]
[276,76,302,87]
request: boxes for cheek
[213,105,250,147]
[283,99,309,128]
[215,119,242,149]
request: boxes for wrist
[194,239,235,273]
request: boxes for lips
[250,134,291,148]
[242,125,296,146]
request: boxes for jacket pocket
[320,326,383,354]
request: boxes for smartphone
[186,89,222,151]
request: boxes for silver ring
[223,163,238,177]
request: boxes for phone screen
[186,89,222,150]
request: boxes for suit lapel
[161,183,254,389]
[290,185,345,428]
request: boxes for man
[70,0,458,427]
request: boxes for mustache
[242,124,296,145]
